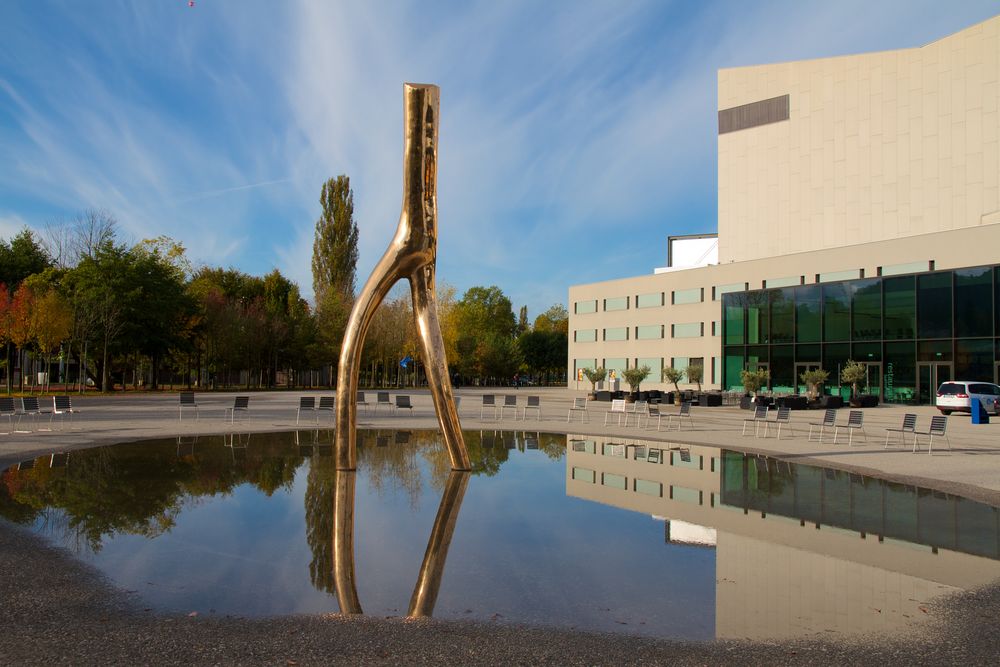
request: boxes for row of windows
[722,265,1000,346]
[573,322,719,342]
[573,356,721,384]
[572,262,934,317]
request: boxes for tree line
[0,178,566,393]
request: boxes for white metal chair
[808,409,837,442]
[480,394,498,420]
[884,413,917,448]
[567,397,589,422]
[224,396,250,423]
[394,395,413,415]
[356,391,370,416]
[624,400,647,427]
[297,397,317,424]
[521,395,541,421]
[51,396,80,429]
[644,404,664,430]
[741,405,768,437]
[833,410,867,446]
[604,399,627,426]
[179,391,199,420]
[375,391,392,414]
[913,415,950,454]
[499,394,518,420]
[317,396,336,420]
[666,402,693,430]
[1,397,17,433]
[18,396,49,432]
[764,406,794,439]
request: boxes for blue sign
[400,355,413,368]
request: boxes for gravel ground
[2,518,999,666]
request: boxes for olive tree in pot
[840,360,867,406]
[686,362,704,393]
[661,366,685,405]
[740,368,770,398]
[582,366,607,395]
[621,365,651,402]
[799,368,829,401]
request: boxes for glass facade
[722,264,1000,402]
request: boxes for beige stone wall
[568,222,1000,388]
[718,16,1000,263]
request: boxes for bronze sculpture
[334,83,470,471]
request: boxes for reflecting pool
[2,429,999,641]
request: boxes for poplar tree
[311,175,359,303]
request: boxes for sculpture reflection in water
[332,469,470,617]
[334,83,470,472]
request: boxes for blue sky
[2,1,997,319]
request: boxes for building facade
[568,15,1000,402]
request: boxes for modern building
[568,15,1000,403]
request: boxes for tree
[533,304,568,335]
[622,365,651,393]
[311,175,358,303]
[0,229,50,288]
[799,368,829,400]
[453,286,517,383]
[662,366,685,404]
[740,368,770,397]
[686,363,704,392]
[29,284,73,391]
[582,366,606,393]
[517,305,529,335]
[840,360,867,400]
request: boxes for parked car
[936,381,1000,415]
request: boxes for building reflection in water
[333,468,470,617]
[566,434,1000,640]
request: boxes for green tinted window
[747,292,769,344]
[724,349,744,391]
[884,342,915,403]
[604,296,628,312]
[770,289,794,344]
[883,275,915,340]
[796,284,821,343]
[723,293,745,344]
[672,322,703,338]
[822,283,851,341]
[635,325,663,340]
[954,267,992,338]
[851,279,881,341]
[956,338,992,379]
[574,329,597,342]
[636,292,662,308]
[918,272,952,339]
[604,327,628,341]
[672,288,702,305]
[574,300,597,314]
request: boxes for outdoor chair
[356,391,370,416]
[666,402,693,431]
[296,397,318,424]
[394,395,414,415]
[644,404,664,430]
[50,396,80,429]
[481,394,498,420]
[624,400,647,427]
[375,391,392,414]
[604,399,627,426]
[884,413,917,448]
[179,391,199,420]
[741,405,768,437]
[833,410,867,446]
[317,396,336,420]
[18,396,50,432]
[1,397,17,434]
[499,394,518,420]
[808,409,837,442]
[764,406,794,439]
[224,396,251,423]
[567,397,589,422]
[912,415,950,454]
[521,395,541,421]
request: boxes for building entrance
[917,362,953,405]
[859,362,883,401]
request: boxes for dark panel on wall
[718,94,790,134]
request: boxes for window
[954,267,992,338]
[604,296,629,312]
[635,325,664,340]
[718,94,789,134]
[672,288,703,305]
[572,467,596,483]
[574,300,597,314]
[715,282,748,300]
[604,358,627,380]
[796,284,821,343]
[918,272,952,339]
[574,329,597,343]
[636,292,663,308]
[818,269,862,283]
[672,322,703,338]
[636,357,662,375]
[883,276,915,340]
[603,327,628,341]
[765,276,801,288]
[711,320,720,336]
[851,279,881,341]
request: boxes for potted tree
[840,360,870,407]
[686,362,704,392]
[799,368,829,402]
[621,365,651,402]
[582,367,607,399]
[739,368,770,408]
[662,366,685,405]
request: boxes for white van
[936,381,1000,415]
